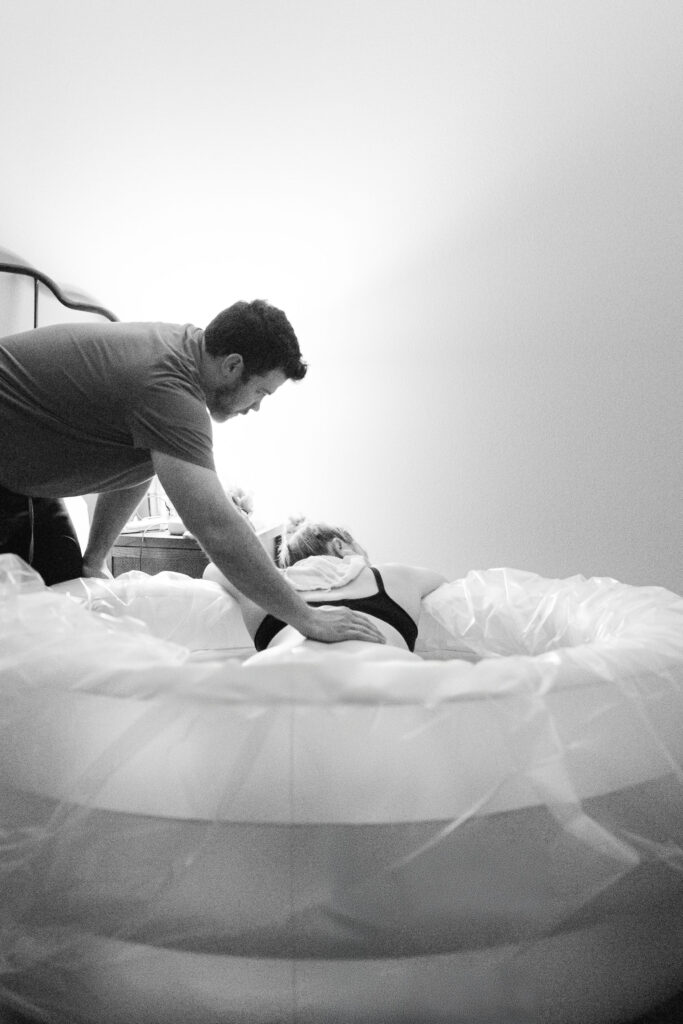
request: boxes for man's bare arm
[152,451,385,644]
[82,479,153,577]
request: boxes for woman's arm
[376,563,448,623]
[413,566,449,599]
[381,563,448,598]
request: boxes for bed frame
[0,245,118,326]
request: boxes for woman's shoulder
[296,562,375,601]
[374,563,448,599]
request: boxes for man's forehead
[258,369,288,392]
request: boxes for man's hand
[82,560,114,580]
[299,606,386,644]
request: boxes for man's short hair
[204,300,307,381]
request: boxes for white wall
[1,0,681,592]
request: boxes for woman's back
[204,557,446,655]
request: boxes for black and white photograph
[1,2,681,1022]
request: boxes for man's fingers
[349,612,385,643]
[334,609,384,642]
[306,607,386,644]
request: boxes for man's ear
[221,353,244,379]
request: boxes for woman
[203,516,447,662]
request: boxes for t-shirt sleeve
[126,381,215,471]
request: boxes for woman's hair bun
[282,515,307,541]
[277,516,354,568]
[284,513,306,530]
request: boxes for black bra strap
[369,566,384,593]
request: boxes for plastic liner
[50,569,254,655]
[0,554,682,1024]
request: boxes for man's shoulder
[102,321,201,344]
[100,322,203,379]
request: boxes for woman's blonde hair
[277,516,355,568]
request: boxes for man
[0,300,384,644]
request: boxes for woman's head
[277,516,366,568]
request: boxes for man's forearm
[82,481,152,567]
[149,453,313,629]
[152,453,385,645]
[195,510,316,631]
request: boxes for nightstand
[109,530,210,578]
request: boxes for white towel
[282,554,367,592]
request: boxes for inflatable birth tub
[0,554,682,1024]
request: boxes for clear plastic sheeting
[51,569,254,654]
[1,555,682,1024]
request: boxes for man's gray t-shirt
[0,321,214,497]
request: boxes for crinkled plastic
[51,569,254,654]
[1,554,682,1024]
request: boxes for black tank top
[253,567,419,652]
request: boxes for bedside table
[109,530,210,578]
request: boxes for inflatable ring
[0,556,682,1023]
